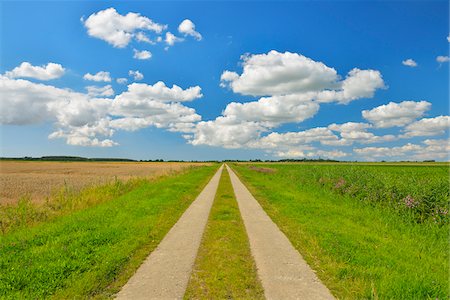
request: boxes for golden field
[0,161,208,205]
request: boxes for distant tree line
[0,156,440,163]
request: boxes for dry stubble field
[0,161,208,204]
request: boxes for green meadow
[231,163,449,299]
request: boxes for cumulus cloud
[178,19,202,41]
[129,70,144,81]
[223,94,319,125]
[315,68,385,104]
[447,35,450,42]
[354,139,450,161]
[249,127,338,149]
[190,51,385,149]
[275,149,348,159]
[83,8,166,48]
[326,122,395,145]
[135,32,154,44]
[165,32,183,46]
[220,51,339,96]
[116,77,128,84]
[86,85,115,97]
[402,59,417,67]
[5,62,65,80]
[401,116,450,137]
[188,117,266,149]
[133,49,152,60]
[220,51,384,105]
[362,101,431,128]
[0,74,204,147]
[114,81,202,105]
[83,71,111,82]
[436,56,450,63]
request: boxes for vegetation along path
[116,165,223,299]
[226,165,334,300]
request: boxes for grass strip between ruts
[184,167,264,299]
[0,165,218,299]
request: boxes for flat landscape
[0,161,448,299]
[1,2,449,299]
[0,161,207,204]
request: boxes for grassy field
[0,164,218,299]
[232,163,449,299]
[185,167,264,299]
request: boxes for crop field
[232,163,450,299]
[0,161,208,205]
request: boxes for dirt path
[226,165,334,300]
[116,165,223,300]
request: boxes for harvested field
[0,161,209,204]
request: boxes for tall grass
[254,164,449,225]
[0,178,145,234]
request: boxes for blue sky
[0,1,449,161]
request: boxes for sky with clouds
[0,1,449,161]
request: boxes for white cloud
[83,8,166,48]
[190,51,385,150]
[275,149,348,159]
[315,68,385,104]
[178,19,202,41]
[5,62,65,80]
[327,122,395,145]
[188,117,266,149]
[250,127,338,149]
[49,119,117,147]
[86,85,115,97]
[165,32,183,46]
[401,116,450,137]
[223,94,319,125]
[436,56,450,63]
[135,32,156,44]
[133,49,152,60]
[113,81,202,106]
[354,139,450,161]
[220,51,339,96]
[447,35,450,42]
[128,70,144,81]
[0,75,203,147]
[83,71,111,82]
[362,101,431,128]
[220,51,384,105]
[402,59,417,67]
[116,78,128,84]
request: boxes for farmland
[0,163,218,298]
[0,161,448,299]
[0,161,208,204]
[232,162,449,299]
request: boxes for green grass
[184,167,264,299]
[231,163,449,299]
[0,178,145,234]
[0,165,218,299]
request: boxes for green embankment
[231,163,449,299]
[0,165,218,299]
[185,167,264,299]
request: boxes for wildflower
[334,178,346,189]
[402,195,419,208]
